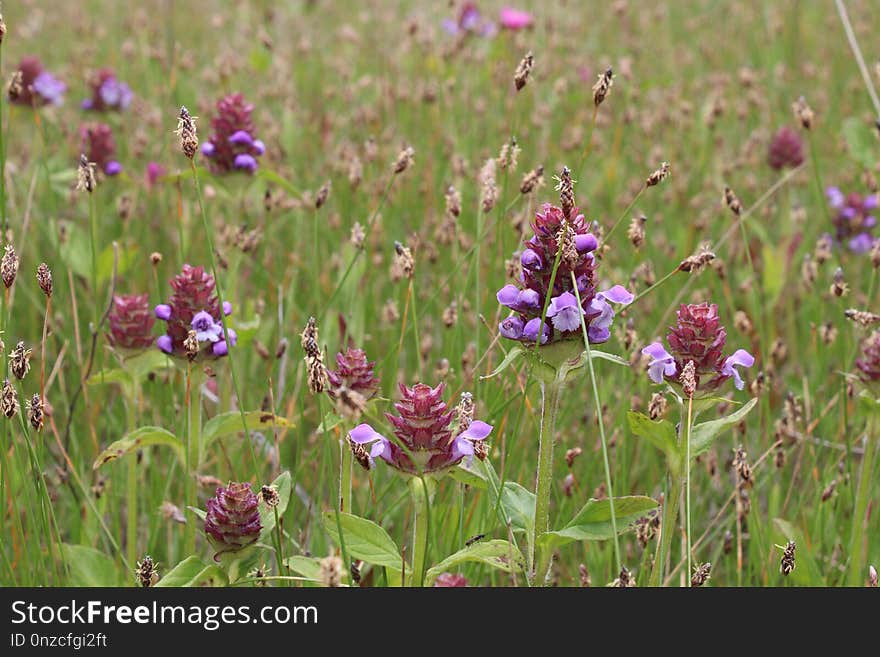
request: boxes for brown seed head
[1,244,18,288]
[392,145,415,174]
[792,96,813,129]
[75,154,97,193]
[514,51,534,91]
[646,162,670,188]
[10,342,31,380]
[26,393,44,431]
[723,186,742,216]
[592,67,613,106]
[680,360,696,398]
[1,379,18,418]
[520,166,544,195]
[175,106,199,159]
[36,263,52,298]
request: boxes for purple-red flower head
[107,294,155,351]
[204,482,261,558]
[348,383,492,477]
[200,93,265,174]
[81,68,133,112]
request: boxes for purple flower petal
[598,284,634,305]
[548,291,584,332]
[523,318,550,344]
[349,423,385,445]
[201,141,216,157]
[849,233,874,254]
[517,288,540,310]
[212,341,228,357]
[499,315,524,340]
[721,349,755,390]
[157,335,172,354]
[450,436,475,464]
[458,420,493,441]
[370,438,393,464]
[223,301,233,316]
[575,233,598,253]
[496,284,520,308]
[826,186,844,208]
[252,140,266,156]
[234,153,258,172]
[104,160,123,176]
[154,304,172,321]
[521,249,542,270]
[642,341,676,384]
[228,130,254,147]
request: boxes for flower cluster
[9,56,66,107]
[442,3,496,37]
[80,123,122,176]
[108,294,155,351]
[500,7,534,30]
[154,265,236,359]
[204,482,262,557]
[766,126,804,170]
[327,347,380,420]
[641,303,754,393]
[497,202,633,346]
[826,187,877,254]
[81,68,133,111]
[349,383,492,477]
[201,93,265,174]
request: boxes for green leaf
[187,506,206,521]
[481,459,535,534]
[259,471,292,539]
[322,512,402,568]
[249,46,272,74]
[447,461,488,489]
[761,243,786,306]
[155,556,227,587]
[539,496,658,550]
[627,411,680,470]
[842,117,876,169]
[88,350,172,387]
[202,411,292,449]
[501,482,536,534]
[284,556,323,581]
[690,397,758,459]
[480,345,524,380]
[425,540,525,584]
[92,427,182,470]
[316,410,343,435]
[60,544,123,587]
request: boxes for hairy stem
[533,379,561,585]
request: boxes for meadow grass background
[0,0,878,586]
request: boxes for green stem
[602,186,646,247]
[339,436,352,514]
[125,384,139,570]
[408,279,423,381]
[684,397,693,585]
[409,476,434,587]
[570,273,621,573]
[848,412,878,586]
[651,472,682,587]
[532,379,561,585]
[271,505,285,581]
[184,366,203,556]
[88,192,99,333]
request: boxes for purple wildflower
[641,303,754,394]
[201,93,265,174]
[348,383,492,477]
[442,2,496,37]
[827,186,877,254]
[9,57,66,107]
[81,69,133,111]
[496,201,633,346]
[204,482,262,558]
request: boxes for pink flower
[500,7,534,30]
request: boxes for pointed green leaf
[202,411,292,449]
[627,411,680,467]
[155,556,227,587]
[259,471,292,539]
[690,397,757,459]
[447,461,488,489]
[284,556,323,581]
[425,540,525,584]
[60,544,123,587]
[481,459,535,534]
[539,496,658,550]
[481,345,525,380]
[322,512,402,569]
[93,427,182,469]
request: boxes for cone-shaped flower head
[9,56,66,107]
[108,294,155,350]
[327,347,380,409]
[81,68,133,112]
[348,383,492,477]
[767,126,804,170]
[80,122,122,176]
[154,264,236,360]
[496,202,633,346]
[442,3,496,36]
[200,93,265,174]
[204,482,262,557]
[856,330,880,384]
[826,186,878,254]
[641,302,754,393]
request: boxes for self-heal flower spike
[154,265,236,360]
[641,303,754,394]
[348,383,493,477]
[204,482,262,558]
[826,186,877,254]
[496,188,633,347]
[81,68,133,112]
[108,294,156,351]
[80,123,122,176]
[8,56,66,107]
[855,330,880,383]
[767,127,804,170]
[201,93,265,174]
